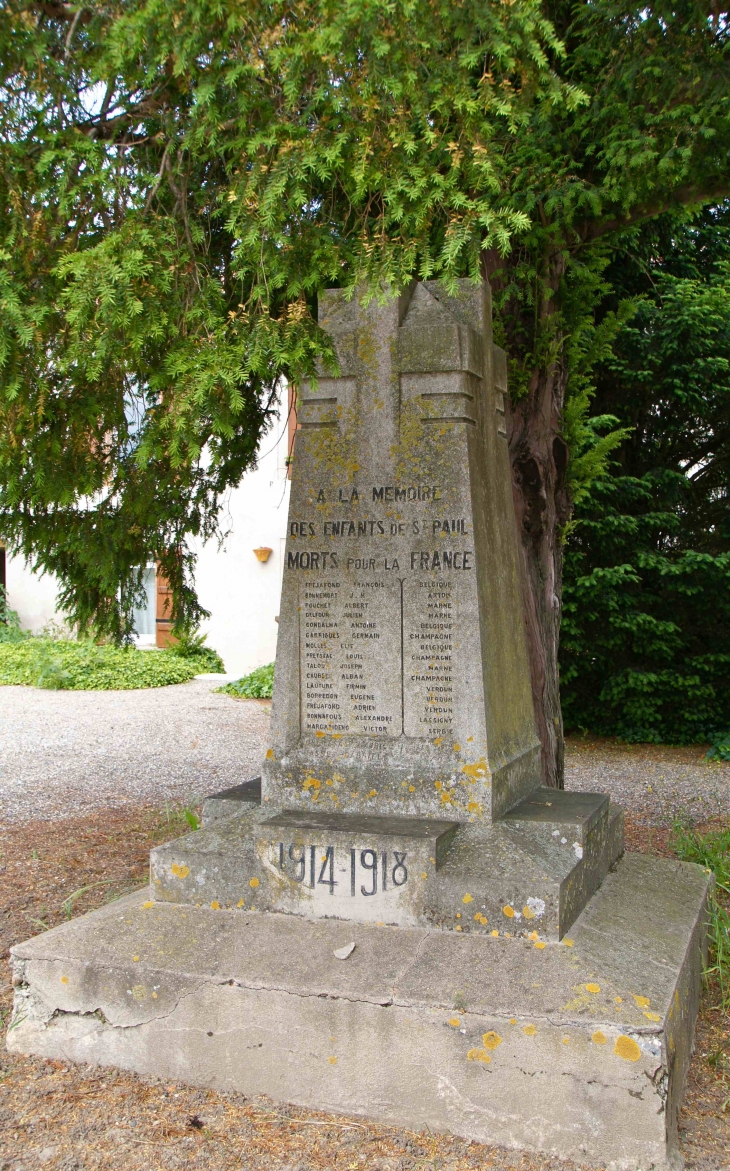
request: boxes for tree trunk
[485,252,571,788]
[508,370,571,788]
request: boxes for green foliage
[707,734,730,762]
[168,628,225,673]
[183,807,201,831]
[561,208,730,743]
[0,585,27,644]
[671,820,730,1008]
[218,663,275,700]
[0,2,728,636]
[0,638,216,689]
[562,475,730,743]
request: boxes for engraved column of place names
[301,580,348,732]
[341,581,394,735]
[407,580,454,732]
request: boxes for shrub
[0,638,222,690]
[0,586,27,645]
[218,663,274,699]
[561,475,730,743]
[168,628,225,673]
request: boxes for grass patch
[217,662,274,699]
[0,637,224,690]
[671,820,730,1009]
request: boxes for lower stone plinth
[8,854,711,1171]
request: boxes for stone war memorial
[9,280,713,1169]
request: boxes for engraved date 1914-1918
[275,843,408,896]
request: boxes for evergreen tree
[562,208,730,742]
[1,1,728,779]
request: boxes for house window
[133,566,156,643]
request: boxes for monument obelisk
[9,280,712,1171]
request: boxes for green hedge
[218,662,274,699]
[0,638,223,690]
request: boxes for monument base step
[150,787,624,939]
[9,853,710,1171]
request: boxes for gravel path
[0,679,271,823]
[1,680,728,825]
[565,737,730,827]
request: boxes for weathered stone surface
[9,854,712,1171]
[150,794,623,938]
[201,778,261,825]
[264,280,541,824]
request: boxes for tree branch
[581,183,730,244]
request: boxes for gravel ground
[0,677,724,878]
[565,736,730,827]
[1,679,728,825]
[0,679,271,824]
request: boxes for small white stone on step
[333,942,356,961]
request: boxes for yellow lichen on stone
[453,743,461,752]
[448,1017,461,1027]
[562,938,574,947]
[534,941,546,950]
[467,1048,491,1063]
[328,1056,338,1065]
[509,1017,517,1025]
[522,905,535,920]
[632,994,650,1008]
[171,863,190,879]
[462,893,474,904]
[643,1011,661,1022]
[237,899,245,908]
[142,901,154,909]
[210,901,220,910]
[491,929,499,937]
[523,1024,537,1036]
[61,976,69,985]
[249,877,260,888]
[585,983,600,994]
[265,748,275,760]
[592,1030,608,1045]
[503,905,515,919]
[614,1035,642,1062]
[461,759,488,781]
[482,1031,502,1050]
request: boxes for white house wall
[3,552,59,634]
[193,400,291,678]
[2,397,291,678]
